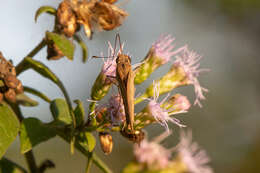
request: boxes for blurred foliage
[182,0,260,18]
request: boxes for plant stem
[85,152,93,173]
[10,103,38,173]
[16,39,46,75]
[58,133,112,173]
[24,151,38,173]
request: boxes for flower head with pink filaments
[177,130,214,173]
[134,131,172,170]
[101,41,125,77]
[107,93,126,125]
[101,41,117,78]
[147,82,186,132]
[174,49,209,107]
[153,35,187,64]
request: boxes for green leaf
[77,132,96,152]
[0,157,27,173]
[74,35,88,63]
[17,58,76,128]
[73,100,85,127]
[20,118,56,154]
[35,6,56,22]
[46,32,75,60]
[23,86,51,103]
[16,94,39,107]
[0,103,20,159]
[50,99,72,127]
[19,58,59,83]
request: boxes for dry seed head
[0,52,24,103]
[4,89,16,103]
[70,0,127,38]
[56,1,78,37]
[47,41,64,60]
[99,132,113,155]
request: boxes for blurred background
[1,0,260,172]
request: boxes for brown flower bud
[0,52,16,76]
[99,132,113,155]
[4,89,16,103]
[15,81,24,94]
[4,75,19,89]
[56,1,78,37]
[47,42,64,60]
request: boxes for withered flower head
[99,132,113,154]
[46,41,64,60]
[56,0,78,37]
[69,0,128,38]
[0,52,23,103]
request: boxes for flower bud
[161,94,191,114]
[90,42,117,101]
[56,1,78,37]
[15,81,24,94]
[134,35,186,84]
[99,132,113,155]
[46,41,64,60]
[4,89,16,103]
[136,48,208,107]
[4,75,19,89]
[90,73,112,101]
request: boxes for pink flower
[147,82,186,132]
[177,130,214,173]
[101,42,117,78]
[174,49,209,107]
[172,94,191,112]
[134,131,172,170]
[153,35,187,64]
[107,93,126,125]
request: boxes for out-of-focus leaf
[20,118,56,154]
[16,94,39,107]
[23,86,51,103]
[18,58,59,83]
[0,157,27,173]
[74,35,88,63]
[50,98,72,127]
[16,58,73,119]
[0,103,20,158]
[77,132,96,152]
[73,100,85,127]
[46,32,75,60]
[35,6,56,22]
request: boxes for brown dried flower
[46,41,64,60]
[68,0,128,38]
[56,0,78,37]
[99,132,113,154]
[0,52,23,103]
